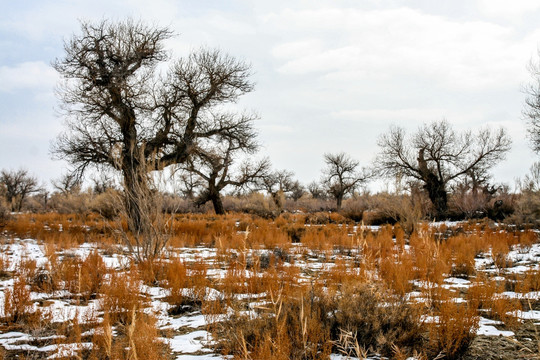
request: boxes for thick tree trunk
[336,194,343,211]
[271,190,284,212]
[424,173,448,219]
[210,193,225,215]
[417,148,448,219]
[123,166,149,236]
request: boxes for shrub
[217,287,332,360]
[89,310,166,359]
[164,257,189,309]
[80,250,108,300]
[3,276,46,327]
[100,271,143,324]
[332,283,424,357]
[89,189,120,220]
[217,282,424,359]
[427,302,479,359]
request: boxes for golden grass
[1,212,539,359]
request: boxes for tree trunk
[424,173,448,219]
[123,167,149,237]
[336,194,343,211]
[417,148,448,219]
[210,193,225,215]
[271,190,284,212]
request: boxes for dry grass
[1,212,539,359]
[88,310,166,360]
[3,275,47,329]
[100,271,144,324]
[428,301,479,359]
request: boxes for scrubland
[0,212,539,359]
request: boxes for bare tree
[321,152,370,211]
[307,181,326,200]
[0,169,42,212]
[175,171,204,200]
[52,172,82,196]
[376,120,511,218]
[91,173,117,194]
[179,137,270,214]
[523,54,540,153]
[288,180,305,202]
[522,162,540,192]
[260,169,295,211]
[52,19,256,259]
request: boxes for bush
[217,282,424,359]
[100,271,144,324]
[368,191,428,234]
[49,191,90,214]
[331,283,424,357]
[427,302,479,359]
[3,276,47,328]
[89,189,120,220]
[0,197,9,226]
[217,288,332,360]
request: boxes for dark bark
[336,194,344,211]
[423,172,448,218]
[210,192,225,215]
[122,166,147,237]
[417,148,448,218]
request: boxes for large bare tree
[321,152,370,211]
[52,19,256,259]
[376,120,511,218]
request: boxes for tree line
[2,18,540,259]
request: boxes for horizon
[1,1,539,192]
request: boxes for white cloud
[267,7,537,92]
[0,1,537,186]
[0,61,57,93]
[272,40,323,59]
[477,0,540,20]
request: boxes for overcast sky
[1,0,539,190]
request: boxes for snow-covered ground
[1,221,539,359]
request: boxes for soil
[463,322,540,360]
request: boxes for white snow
[476,317,515,337]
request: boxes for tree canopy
[376,120,511,218]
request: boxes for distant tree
[52,172,82,196]
[175,171,204,200]
[0,169,42,212]
[511,162,540,226]
[307,181,326,200]
[91,173,116,194]
[260,169,295,211]
[522,162,540,192]
[376,120,511,218]
[52,19,256,260]
[321,152,370,211]
[180,137,270,214]
[288,180,305,202]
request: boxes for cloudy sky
[1,0,540,190]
